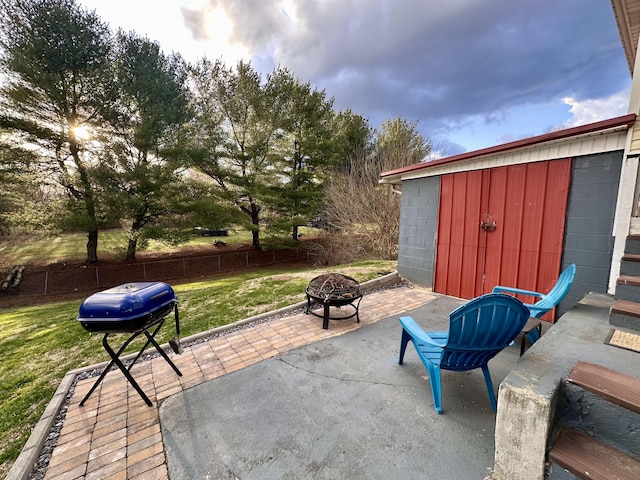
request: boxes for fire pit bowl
[305,273,362,329]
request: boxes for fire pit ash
[305,273,362,329]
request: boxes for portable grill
[77,282,182,407]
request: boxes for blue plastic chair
[491,264,576,347]
[398,293,530,414]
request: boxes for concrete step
[548,429,640,480]
[620,253,640,276]
[553,361,640,472]
[624,234,640,255]
[610,298,640,330]
[615,275,640,302]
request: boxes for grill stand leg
[79,319,182,407]
[143,329,182,376]
[101,334,154,407]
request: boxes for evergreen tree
[189,60,286,249]
[0,0,114,262]
[99,31,192,260]
[269,72,335,240]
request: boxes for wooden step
[611,299,640,318]
[617,275,640,287]
[615,276,640,302]
[622,253,640,263]
[625,235,640,255]
[568,361,640,414]
[549,429,640,480]
[610,299,640,331]
[621,254,640,276]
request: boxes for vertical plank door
[434,158,571,318]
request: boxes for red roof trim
[380,113,636,178]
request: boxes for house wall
[397,176,439,286]
[630,119,640,151]
[559,151,623,314]
[397,151,623,316]
[396,130,628,181]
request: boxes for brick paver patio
[38,284,436,479]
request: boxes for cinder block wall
[396,151,623,309]
[397,176,439,286]
[559,151,623,315]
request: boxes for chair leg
[427,362,443,414]
[481,365,497,411]
[398,318,445,413]
[399,328,412,365]
[526,324,542,345]
[520,319,542,356]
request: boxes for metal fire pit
[305,273,362,329]
[77,282,182,407]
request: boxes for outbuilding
[380,113,637,318]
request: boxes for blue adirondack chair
[491,264,576,348]
[398,293,530,414]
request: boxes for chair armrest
[491,285,544,298]
[399,316,446,348]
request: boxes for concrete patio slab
[161,295,523,480]
[8,281,439,480]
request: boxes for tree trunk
[71,138,100,263]
[126,236,138,261]
[292,224,299,241]
[250,208,261,249]
[247,199,262,249]
[126,218,143,261]
[86,229,99,263]
[251,228,261,249]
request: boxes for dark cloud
[186,0,629,135]
[181,7,210,41]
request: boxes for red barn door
[434,159,571,308]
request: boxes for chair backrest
[530,263,576,317]
[441,293,530,371]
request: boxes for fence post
[96,266,99,288]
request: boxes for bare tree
[317,117,430,264]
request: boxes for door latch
[480,214,497,232]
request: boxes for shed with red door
[380,114,637,319]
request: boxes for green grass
[0,227,320,269]
[0,228,261,266]
[0,259,396,475]
[0,230,128,264]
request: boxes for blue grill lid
[78,282,176,322]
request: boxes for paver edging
[5,372,75,480]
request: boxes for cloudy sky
[77,0,631,156]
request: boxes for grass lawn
[0,259,396,476]
[0,227,269,268]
